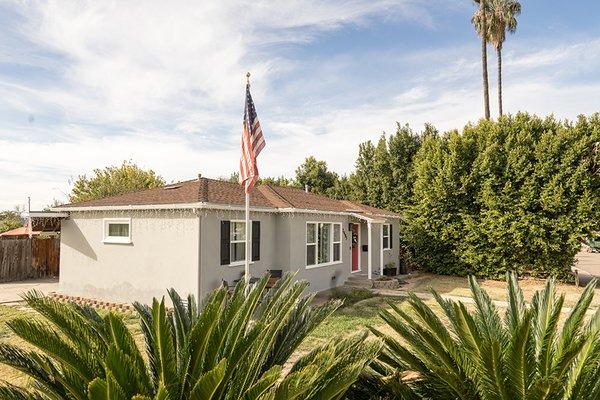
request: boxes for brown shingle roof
[57,177,400,217]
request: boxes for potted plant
[383,262,397,276]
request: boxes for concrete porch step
[344,274,374,289]
[344,281,373,289]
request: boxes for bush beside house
[404,113,600,278]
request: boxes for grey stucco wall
[198,210,278,298]
[59,208,401,304]
[200,211,356,294]
[285,213,353,293]
[59,211,200,304]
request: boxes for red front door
[351,223,359,272]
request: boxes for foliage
[0,209,23,234]
[404,113,600,278]
[69,161,165,203]
[294,156,339,195]
[259,175,293,187]
[0,274,379,399]
[350,124,423,212]
[329,288,377,306]
[486,0,521,51]
[364,273,600,399]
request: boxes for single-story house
[47,177,401,304]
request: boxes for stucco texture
[59,209,400,304]
[59,211,199,304]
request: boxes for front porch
[348,213,396,280]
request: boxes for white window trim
[226,219,253,267]
[382,223,391,251]
[305,221,343,269]
[102,218,132,244]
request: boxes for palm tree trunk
[497,45,503,116]
[481,0,490,120]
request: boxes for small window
[382,224,391,250]
[230,221,246,263]
[103,218,132,244]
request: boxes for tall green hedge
[404,113,600,278]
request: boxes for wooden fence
[0,237,60,282]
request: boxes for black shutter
[220,221,230,265]
[252,221,260,261]
[390,224,393,248]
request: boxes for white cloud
[0,1,598,210]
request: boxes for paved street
[0,278,59,304]
[574,250,600,285]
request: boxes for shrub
[405,113,600,278]
[330,288,377,306]
[365,273,600,399]
[0,274,380,399]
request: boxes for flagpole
[245,191,250,286]
[244,72,251,288]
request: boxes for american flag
[239,80,266,193]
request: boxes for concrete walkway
[0,278,59,305]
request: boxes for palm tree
[472,0,491,120]
[0,274,380,399]
[488,0,521,116]
[368,273,600,399]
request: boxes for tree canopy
[0,209,24,234]
[405,113,600,278]
[69,161,165,203]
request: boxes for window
[333,224,341,262]
[220,220,260,266]
[103,218,132,244]
[230,221,246,263]
[306,222,342,267]
[382,224,391,250]
[306,223,317,266]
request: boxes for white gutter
[51,202,400,219]
[349,212,386,224]
[29,211,70,218]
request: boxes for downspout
[367,221,372,280]
[380,224,384,277]
[196,209,203,306]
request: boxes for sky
[1,0,599,210]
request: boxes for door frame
[351,223,361,273]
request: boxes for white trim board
[52,202,400,219]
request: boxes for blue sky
[1,0,599,210]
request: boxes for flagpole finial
[246,72,251,85]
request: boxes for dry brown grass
[403,273,600,308]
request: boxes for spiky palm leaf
[367,272,600,400]
[0,273,378,400]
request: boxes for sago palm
[369,273,600,399]
[487,0,521,116]
[0,274,380,399]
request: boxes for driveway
[574,251,600,285]
[0,278,59,304]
